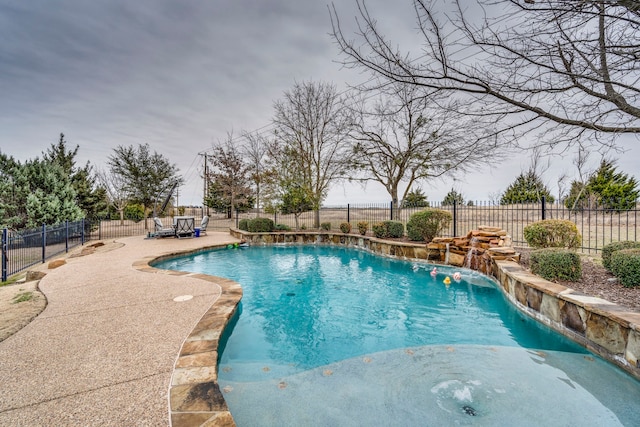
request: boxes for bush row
[530,249,582,282]
[601,240,640,287]
[609,249,640,288]
[523,219,581,249]
[406,209,452,242]
[238,217,275,232]
[372,220,404,239]
[601,240,640,270]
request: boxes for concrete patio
[0,232,240,426]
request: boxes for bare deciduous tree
[95,168,129,225]
[242,131,270,216]
[330,0,640,149]
[272,80,352,227]
[349,81,502,217]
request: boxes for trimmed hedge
[247,217,274,232]
[372,222,386,238]
[340,222,351,233]
[610,248,640,287]
[387,221,404,238]
[602,240,640,271]
[406,209,452,242]
[238,218,249,231]
[372,220,404,239]
[523,219,581,249]
[274,223,291,231]
[530,248,582,281]
[357,221,368,235]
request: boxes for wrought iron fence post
[2,228,7,282]
[541,196,546,220]
[453,200,458,237]
[390,201,393,221]
[347,204,350,224]
[65,220,69,253]
[41,223,46,264]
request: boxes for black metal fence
[2,198,638,281]
[2,220,88,282]
[245,198,638,254]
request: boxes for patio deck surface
[0,232,239,426]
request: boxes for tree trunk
[391,187,400,221]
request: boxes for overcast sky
[1,0,639,206]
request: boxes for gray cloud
[1,0,638,205]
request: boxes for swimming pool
[157,245,640,426]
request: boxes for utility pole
[201,153,210,216]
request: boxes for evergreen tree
[402,188,429,208]
[1,151,84,229]
[0,152,25,228]
[500,169,555,204]
[23,159,83,229]
[442,188,465,206]
[588,160,638,210]
[107,143,183,229]
[43,133,108,218]
[563,180,591,211]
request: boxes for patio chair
[198,215,209,236]
[175,217,195,238]
[153,217,175,238]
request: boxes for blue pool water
[156,245,640,426]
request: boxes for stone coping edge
[232,229,640,381]
[133,243,241,427]
[493,259,640,380]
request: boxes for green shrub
[238,218,249,231]
[320,222,331,231]
[371,221,404,238]
[357,221,369,235]
[386,220,404,238]
[610,248,640,287]
[530,249,582,281]
[601,240,640,271]
[406,209,452,242]
[274,223,291,231]
[124,204,145,223]
[523,219,581,249]
[247,217,274,232]
[340,222,351,233]
[372,222,388,239]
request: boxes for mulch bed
[517,248,640,312]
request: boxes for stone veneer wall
[231,228,640,380]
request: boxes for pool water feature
[156,245,640,426]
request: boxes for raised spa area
[155,242,640,426]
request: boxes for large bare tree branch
[330,0,640,148]
[348,81,504,205]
